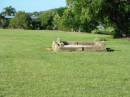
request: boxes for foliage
[92,26,116,36]
[39,11,55,30]
[0,15,5,28]
[100,0,129,37]
[39,7,66,30]
[1,6,16,16]
[0,1,129,37]
[0,15,9,28]
[66,0,104,32]
[9,11,32,29]
[66,0,129,37]
[53,14,62,30]
[61,9,75,31]
[31,19,41,30]
[50,7,67,16]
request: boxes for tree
[9,11,32,29]
[66,0,104,32]
[1,6,16,16]
[51,7,67,17]
[0,15,7,28]
[61,9,78,31]
[53,14,62,30]
[53,8,81,32]
[100,0,129,37]
[39,11,54,30]
[31,17,41,30]
[39,7,66,30]
[66,0,129,37]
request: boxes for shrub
[0,15,9,28]
[39,11,54,30]
[91,26,116,36]
[9,11,32,29]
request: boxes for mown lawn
[0,29,130,97]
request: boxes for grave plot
[52,38,106,52]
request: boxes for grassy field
[0,29,130,97]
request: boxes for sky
[0,0,66,12]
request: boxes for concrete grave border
[52,38,106,52]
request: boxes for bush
[91,26,116,36]
[39,11,54,30]
[0,15,9,28]
[9,11,32,29]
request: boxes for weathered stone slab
[52,38,106,52]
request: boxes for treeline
[0,6,66,30]
[0,0,130,37]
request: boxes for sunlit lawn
[0,29,130,97]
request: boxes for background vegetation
[9,12,32,29]
[0,1,129,97]
[0,0,129,37]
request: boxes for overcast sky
[0,0,66,12]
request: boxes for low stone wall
[52,39,106,52]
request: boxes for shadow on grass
[106,48,120,52]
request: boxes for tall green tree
[39,7,66,30]
[61,9,80,31]
[66,0,129,37]
[100,0,129,37]
[66,0,104,32]
[1,6,16,16]
[39,11,54,30]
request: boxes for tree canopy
[0,1,129,37]
[66,0,129,37]
[1,6,16,16]
[9,12,32,29]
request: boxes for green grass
[0,29,130,97]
